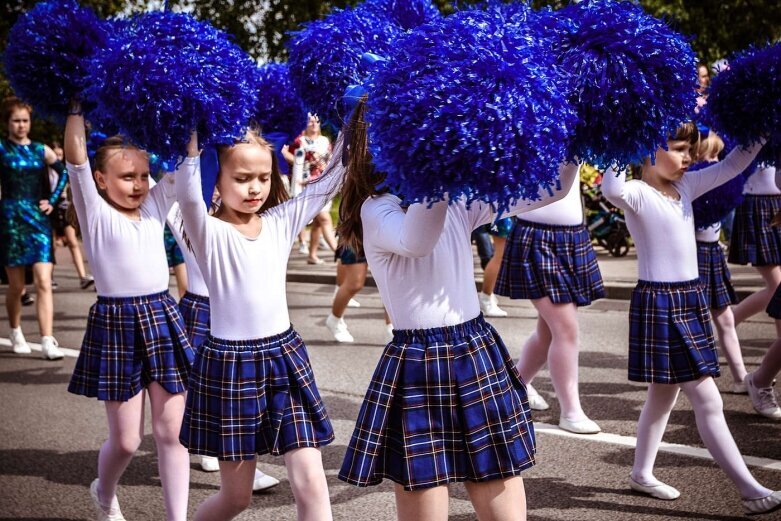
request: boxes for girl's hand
[39,200,54,215]
[186,130,199,157]
[68,98,82,116]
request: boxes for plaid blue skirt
[339,314,535,491]
[728,194,781,266]
[179,292,210,350]
[766,283,781,319]
[68,291,194,401]
[180,326,334,460]
[697,241,738,310]
[628,279,720,384]
[495,220,605,306]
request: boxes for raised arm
[174,132,208,256]
[272,134,346,239]
[362,196,449,258]
[683,141,765,200]
[468,162,581,229]
[63,106,99,225]
[601,166,643,214]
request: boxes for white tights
[632,377,771,500]
[97,383,189,521]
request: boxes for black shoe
[80,275,95,290]
[51,279,59,290]
[20,293,35,306]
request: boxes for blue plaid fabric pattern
[68,291,194,401]
[495,220,605,306]
[728,194,781,266]
[696,241,738,309]
[180,326,334,460]
[339,315,535,491]
[628,279,720,384]
[178,292,211,349]
[766,283,781,319]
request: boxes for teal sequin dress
[0,137,68,266]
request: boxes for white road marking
[0,338,80,358]
[535,422,781,471]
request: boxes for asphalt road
[1,264,780,520]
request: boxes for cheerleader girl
[477,216,515,318]
[692,133,748,393]
[166,205,281,491]
[729,161,781,325]
[337,98,579,520]
[602,122,781,514]
[64,105,193,521]
[176,130,337,521]
[494,164,605,434]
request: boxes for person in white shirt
[336,98,579,521]
[603,121,780,515]
[177,129,338,521]
[64,104,193,521]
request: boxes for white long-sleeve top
[520,166,584,225]
[176,155,344,340]
[363,163,580,329]
[167,204,209,297]
[602,144,763,281]
[743,165,780,195]
[66,161,175,297]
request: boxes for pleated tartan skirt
[339,314,535,491]
[628,280,720,384]
[496,220,605,306]
[68,291,194,401]
[728,194,781,266]
[696,241,738,309]
[178,292,210,349]
[180,326,334,460]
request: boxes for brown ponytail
[336,96,387,255]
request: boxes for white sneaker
[298,242,309,255]
[10,327,31,354]
[326,314,354,343]
[525,383,550,411]
[90,479,126,521]
[383,324,394,344]
[745,373,781,419]
[200,455,220,472]
[334,287,361,308]
[41,336,64,360]
[559,416,602,434]
[253,469,280,492]
[479,293,508,318]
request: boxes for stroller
[581,180,631,257]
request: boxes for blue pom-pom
[704,43,781,168]
[84,11,259,162]
[287,5,403,128]
[252,63,307,141]
[544,0,698,168]
[366,7,576,211]
[691,156,756,228]
[363,0,440,30]
[3,0,110,123]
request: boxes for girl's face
[698,65,710,92]
[216,143,273,216]
[95,149,150,212]
[644,140,693,183]
[7,108,31,142]
[306,113,321,134]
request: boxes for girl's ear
[94,170,107,190]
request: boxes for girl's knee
[112,433,142,457]
[344,279,365,293]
